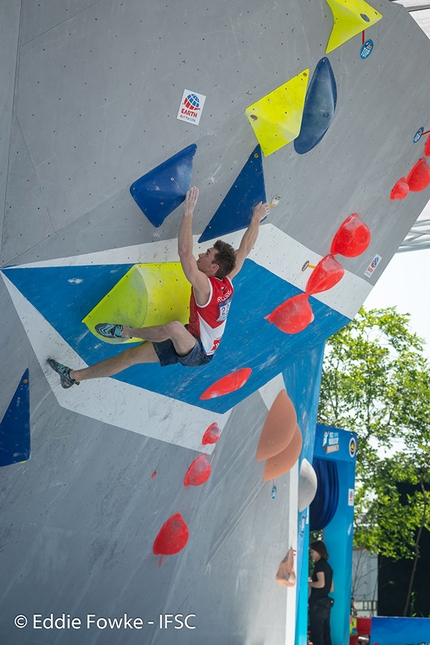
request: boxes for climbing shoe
[95,323,124,338]
[47,358,79,389]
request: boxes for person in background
[308,540,334,645]
[350,595,358,636]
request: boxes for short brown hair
[213,240,236,277]
[310,541,330,560]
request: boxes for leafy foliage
[318,307,430,561]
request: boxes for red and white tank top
[188,276,234,355]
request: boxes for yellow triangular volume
[325,0,382,54]
[245,70,309,156]
[83,263,190,344]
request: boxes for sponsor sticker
[348,489,355,506]
[322,430,340,454]
[349,436,357,459]
[360,39,374,59]
[414,127,424,143]
[177,90,206,126]
[364,254,382,278]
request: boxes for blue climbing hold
[198,145,266,243]
[130,144,197,227]
[271,484,277,500]
[294,58,337,155]
[0,370,31,467]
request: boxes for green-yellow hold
[325,0,382,54]
[245,70,310,156]
[83,263,190,344]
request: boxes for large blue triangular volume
[294,58,337,155]
[2,264,349,414]
[198,145,266,243]
[1,265,132,351]
[130,144,197,227]
[0,369,31,467]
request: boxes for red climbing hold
[424,134,430,157]
[330,213,371,257]
[266,294,314,335]
[153,513,189,560]
[305,254,345,296]
[407,158,430,192]
[184,454,212,486]
[390,178,409,200]
[202,422,221,445]
[200,368,252,400]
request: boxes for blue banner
[311,425,357,645]
[371,616,430,645]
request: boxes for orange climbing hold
[390,178,409,200]
[406,158,430,192]
[305,254,345,296]
[153,514,189,563]
[263,424,303,481]
[276,547,297,587]
[184,455,212,486]
[200,368,252,400]
[266,293,314,335]
[424,134,430,157]
[256,390,297,462]
[202,422,221,445]
[330,213,371,257]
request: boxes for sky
[364,210,430,359]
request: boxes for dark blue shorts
[152,336,213,368]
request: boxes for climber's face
[197,248,219,276]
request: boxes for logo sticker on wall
[349,436,357,459]
[360,39,374,59]
[322,429,339,454]
[364,254,382,278]
[348,489,355,506]
[414,127,424,143]
[177,90,206,126]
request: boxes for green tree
[317,307,430,615]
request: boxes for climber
[48,186,269,387]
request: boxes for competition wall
[1,1,430,644]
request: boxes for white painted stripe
[2,273,230,453]
[285,463,298,645]
[258,373,285,411]
[6,224,371,320]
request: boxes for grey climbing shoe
[47,358,79,389]
[95,323,124,339]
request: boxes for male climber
[48,187,269,388]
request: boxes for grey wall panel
[6,0,430,277]
[0,380,292,644]
[1,117,55,264]
[20,0,101,45]
[264,7,430,281]
[2,188,148,265]
[0,0,21,249]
